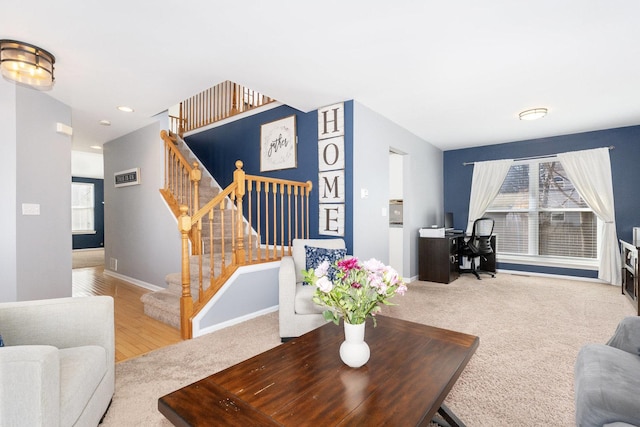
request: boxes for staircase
[142,80,312,339]
[141,256,214,329]
[141,134,238,329]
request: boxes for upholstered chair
[0,296,115,426]
[279,238,346,341]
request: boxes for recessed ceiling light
[519,108,548,121]
[117,106,134,113]
[90,145,102,150]
[99,119,111,126]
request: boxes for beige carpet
[72,248,104,269]
[102,273,635,426]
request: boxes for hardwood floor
[72,266,182,362]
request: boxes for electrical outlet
[110,258,118,271]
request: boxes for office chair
[460,217,495,280]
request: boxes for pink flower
[368,273,383,289]
[338,257,359,272]
[395,283,408,296]
[384,267,400,286]
[363,258,385,273]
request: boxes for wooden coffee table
[159,316,479,426]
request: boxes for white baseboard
[103,270,165,291]
[497,269,613,285]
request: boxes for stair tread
[146,135,261,331]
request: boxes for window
[72,182,95,233]
[484,160,598,263]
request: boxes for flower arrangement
[303,257,407,326]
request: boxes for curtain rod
[462,145,615,166]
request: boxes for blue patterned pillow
[304,246,346,283]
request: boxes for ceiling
[3,1,640,153]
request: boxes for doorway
[389,150,405,276]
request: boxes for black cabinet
[419,235,461,283]
[620,240,640,315]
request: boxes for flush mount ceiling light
[519,108,548,121]
[0,39,55,90]
[117,106,134,113]
[99,119,111,126]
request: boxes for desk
[419,234,496,284]
[158,316,479,426]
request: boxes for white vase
[339,321,370,368]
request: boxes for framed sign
[260,115,297,172]
[114,168,140,187]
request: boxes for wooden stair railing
[174,160,312,339]
[169,80,275,137]
[159,130,203,254]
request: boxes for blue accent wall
[184,102,354,252]
[72,177,104,249]
[444,125,640,277]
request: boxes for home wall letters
[318,103,345,236]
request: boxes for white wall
[353,102,443,278]
[0,83,18,301]
[72,150,104,179]
[0,85,74,301]
[103,120,180,288]
[389,152,404,199]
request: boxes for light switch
[22,203,40,215]
[360,188,369,199]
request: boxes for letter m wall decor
[318,103,345,236]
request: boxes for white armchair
[0,296,115,426]
[279,238,346,341]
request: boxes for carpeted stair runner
[142,134,257,329]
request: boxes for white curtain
[557,147,621,285]
[466,159,513,234]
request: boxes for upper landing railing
[169,80,275,136]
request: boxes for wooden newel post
[178,205,193,339]
[306,181,313,239]
[233,160,246,265]
[178,102,185,136]
[190,162,202,255]
[191,162,202,210]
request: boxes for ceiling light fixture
[117,106,134,113]
[0,39,55,90]
[90,145,102,150]
[519,108,548,121]
[99,119,111,126]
